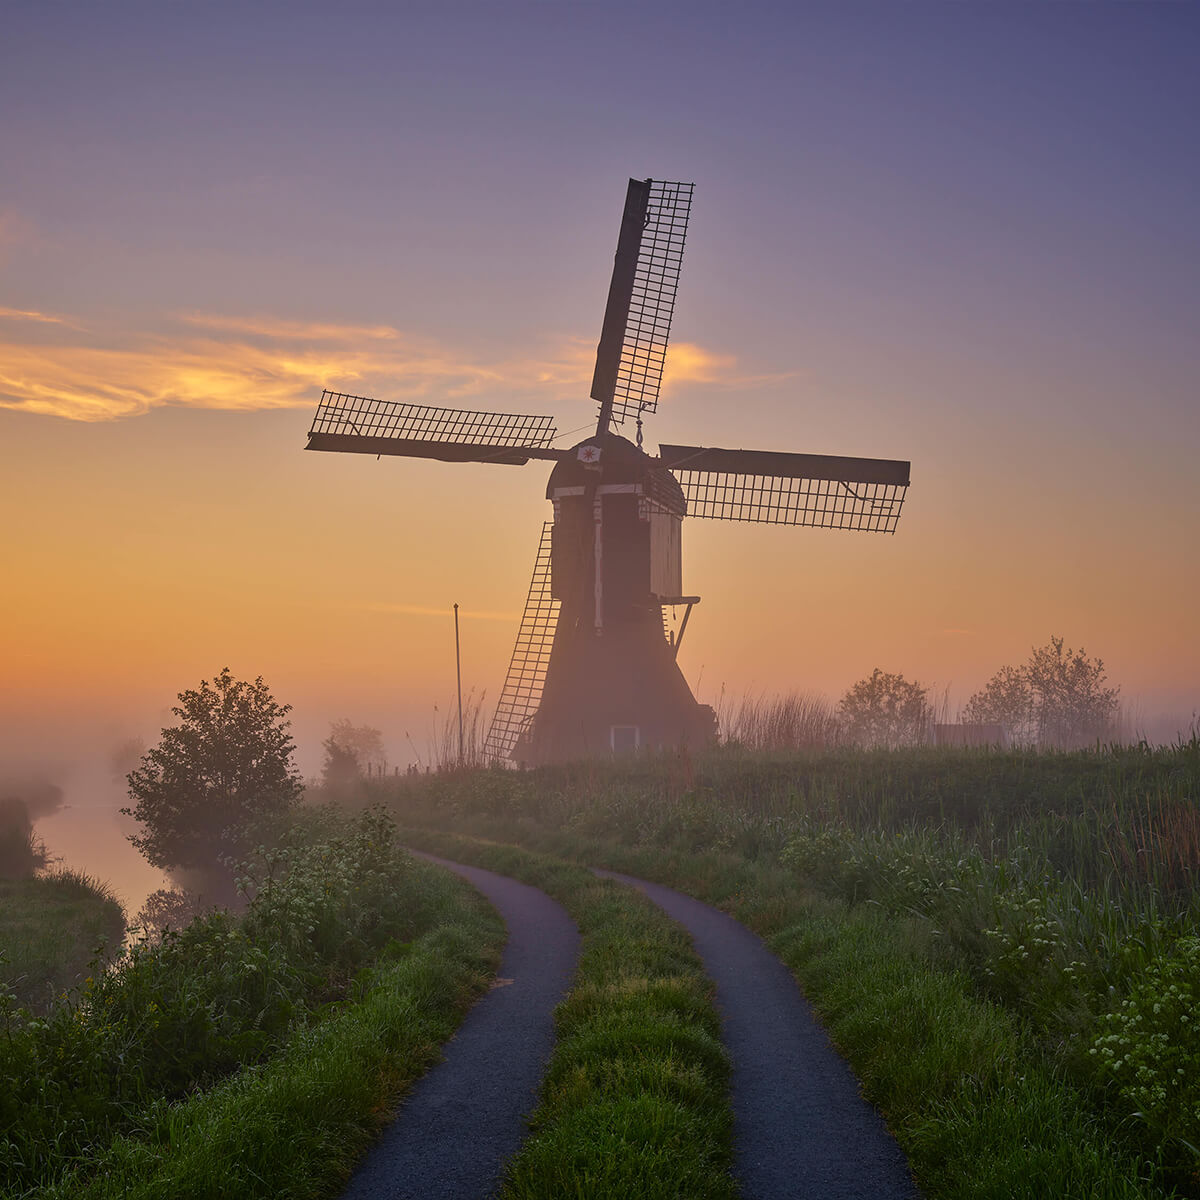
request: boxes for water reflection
[35,783,168,924]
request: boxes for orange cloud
[663,342,797,393]
[0,309,755,423]
[0,307,69,326]
[180,312,403,343]
[663,341,736,386]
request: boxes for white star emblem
[577,444,602,464]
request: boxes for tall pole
[454,603,464,766]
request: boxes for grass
[373,741,1200,1197]
[0,869,126,1013]
[2,806,505,1199]
[38,916,500,1200]
[400,829,738,1200]
[539,836,1175,1199]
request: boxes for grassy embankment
[1,870,127,1013]
[2,806,504,1200]
[404,829,737,1200]
[384,739,1200,1199]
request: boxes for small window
[610,725,640,754]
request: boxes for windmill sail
[591,179,694,430]
[306,391,562,466]
[659,443,910,531]
[484,523,561,762]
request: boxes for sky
[2,1,1198,871]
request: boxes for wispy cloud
[180,312,403,343]
[0,306,69,325]
[0,308,762,423]
[665,342,798,392]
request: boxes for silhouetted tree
[325,720,386,774]
[961,664,1035,745]
[964,635,1120,748]
[123,669,303,886]
[133,887,202,942]
[838,669,933,748]
[321,737,363,791]
[0,796,49,879]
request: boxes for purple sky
[2,2,1198,792]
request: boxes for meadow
[381,736,1200,1197]
[1,806,503,1199]
[5,735,1198,1197]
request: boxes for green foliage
[965,635,1121,748]
[39,879,501,1200]
[776,816,1200,1175]
[133,887,202,941]
[123,668,304,883]
[1092,937,1200,1157]
[0,868,126,1011]
[837,668,933,748]
[0,807,485,1197]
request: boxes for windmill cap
[547,432,686,514]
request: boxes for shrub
[1091,936,1200,1162]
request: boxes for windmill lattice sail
[301,176,913,768]
[484,523,561,762]
[659,443,910,531]
[591,180,694,428]
[307,391,561,465]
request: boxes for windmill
[305,178,911,765]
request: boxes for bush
[1092,936,1200,1159]
[0,806,436,1195]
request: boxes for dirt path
[595,868,921,1200]
[341,854,579,1200]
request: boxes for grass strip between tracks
[503,829,1176,1200]
[403,828,738,1200]
[34,861,503,1200]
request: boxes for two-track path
[341,853,579,1200]
[595,868,921,1200]
[344,852,918,1199]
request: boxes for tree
[964,635,1120,748]
[323,719,386,779]
[321,738,363,791]
[960,664,1036,745]
[0,796,49,879]
[123,669,303,881]
[133,887,203,942]
[837,669,933,748]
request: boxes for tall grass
[383,736,1200,1192]
[429,688,493,770]
[0,868,126,1012]
[717,689,842,750]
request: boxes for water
[35,785,168,924]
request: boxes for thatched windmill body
[306,178,911,764]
